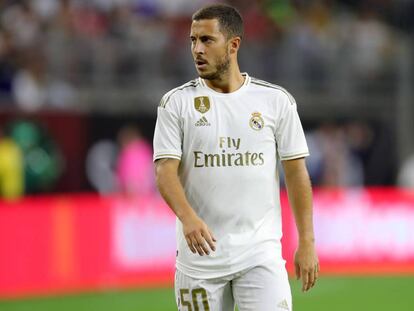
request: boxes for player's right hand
[181,213,216,256]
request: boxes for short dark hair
[192,4,244,40]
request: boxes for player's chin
[197,71,216,80]
[195,67,207,75]
[195,65,211,75]
[197,73,208,79]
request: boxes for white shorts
[174,258,292,311]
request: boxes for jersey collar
[198,73,251,96]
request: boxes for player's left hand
[294,240,319,292]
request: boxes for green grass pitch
[0,276,412,310]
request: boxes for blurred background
[0,0,413,310]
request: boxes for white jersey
[153,73,309,279]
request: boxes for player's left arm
[282,157,319,292]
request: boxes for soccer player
[153,4,318,311]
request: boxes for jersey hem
[280,151,309,161]
[153,153,182,162]
[175,247,283,280]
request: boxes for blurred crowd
[0,120,156,199]
[0,0,414,198]
[0,0,412,111]
[86,124,155,196]
[0,120,63,199]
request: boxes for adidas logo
[277,299,290,310]
[195,116,211,126]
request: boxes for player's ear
[229,37,241,54]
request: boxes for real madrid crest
[194,96,210,114]
[249,112,264,131]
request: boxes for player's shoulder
[249,77,296,106]
[159,79,200,108]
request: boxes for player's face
[190,19,230,80]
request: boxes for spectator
[12,50,48,111]
[306,123,364,187]
[0,28,16,104]
[347,4,395,81]
[116,125,154,196]
[12,49,75,111]
[398,154,414,189]
[0,128,24,199]
[86,139,118,194]
[8,121,63,194]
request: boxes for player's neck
[204,66,244,94]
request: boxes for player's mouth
[195,59,208,70]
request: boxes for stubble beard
[198,52,230,81]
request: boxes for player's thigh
[232,259,292,311]
[175,269,235,311]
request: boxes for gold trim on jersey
[198,72,250,89]
[251,78,296,106]
[159,80,199,108]
[193,150,265,168]
[154,154,181,160]
[280,152,309,161]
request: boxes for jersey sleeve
[153,95,182,162]
[275,94,309,161]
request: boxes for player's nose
[192,41,205,54]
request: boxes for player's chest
[180,96,276,148]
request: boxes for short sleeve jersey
[153,73,309,279]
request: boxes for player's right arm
[155,158,216,256]
[154,90,215,256]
